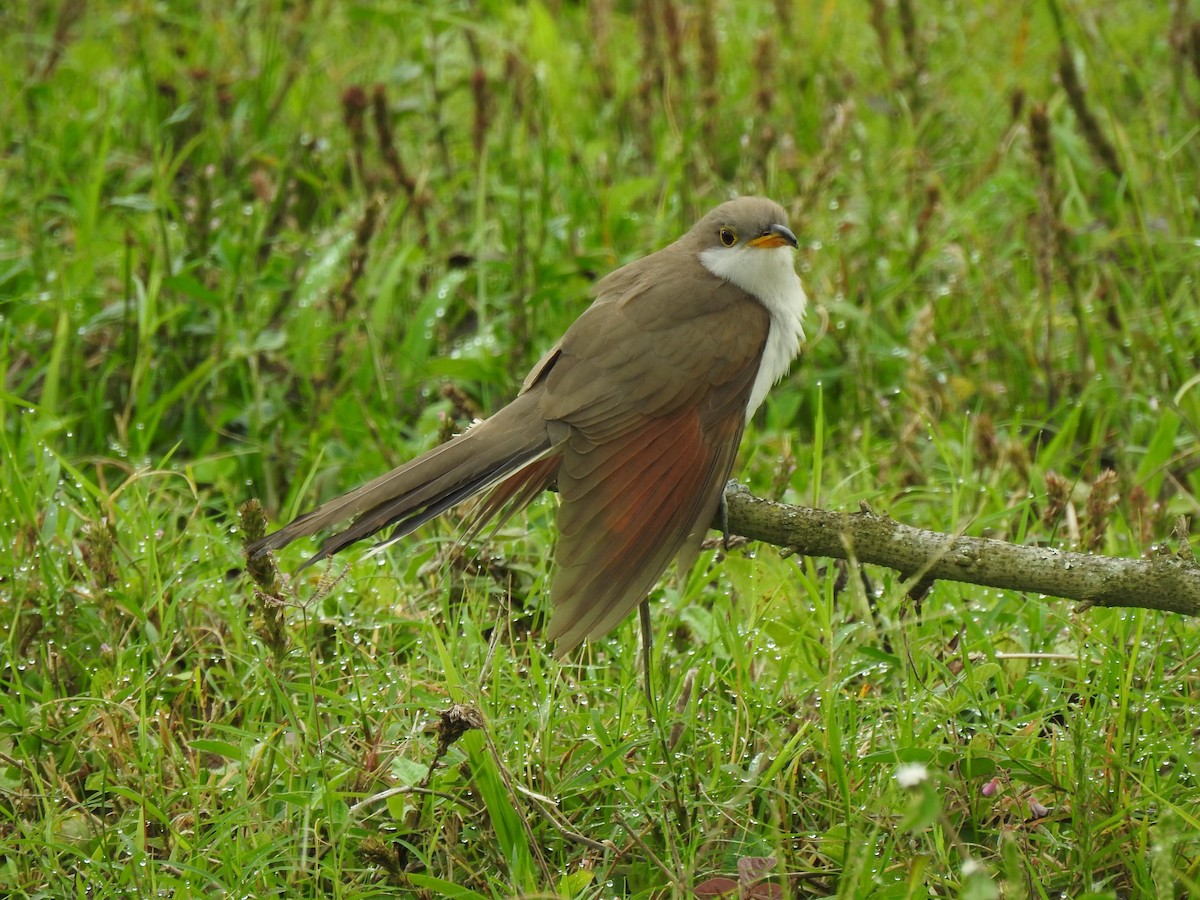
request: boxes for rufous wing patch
[546,406,745,654]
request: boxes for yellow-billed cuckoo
[248,196,807,654]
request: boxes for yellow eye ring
[719,227,737,247]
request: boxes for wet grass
[2,0,1199,897]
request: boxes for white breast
[699,245,808,419]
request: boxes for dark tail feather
[305,444,552,569]
[247,391,553,566]
[457,454,562,548]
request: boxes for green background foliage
[2,0,1198,896]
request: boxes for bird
[247,196,807,655]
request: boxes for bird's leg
[639,596,693,833]
[639,598,656,716]
[719,479,739,551]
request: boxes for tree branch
[722,486,1200,616]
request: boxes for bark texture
[722,487,1200,616]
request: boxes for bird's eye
[719,227,737,247]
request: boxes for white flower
[895,762,929,788]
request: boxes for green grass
[2,0,1199,896]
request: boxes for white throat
[699,244,807,419]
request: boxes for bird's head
[691,197,800,300]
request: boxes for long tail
[247,390,557,569]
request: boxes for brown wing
[538,257,771,653]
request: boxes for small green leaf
[405,874,490,899]
[189,739,245,762]
[556,869,594,897]
[899,782,942,832]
